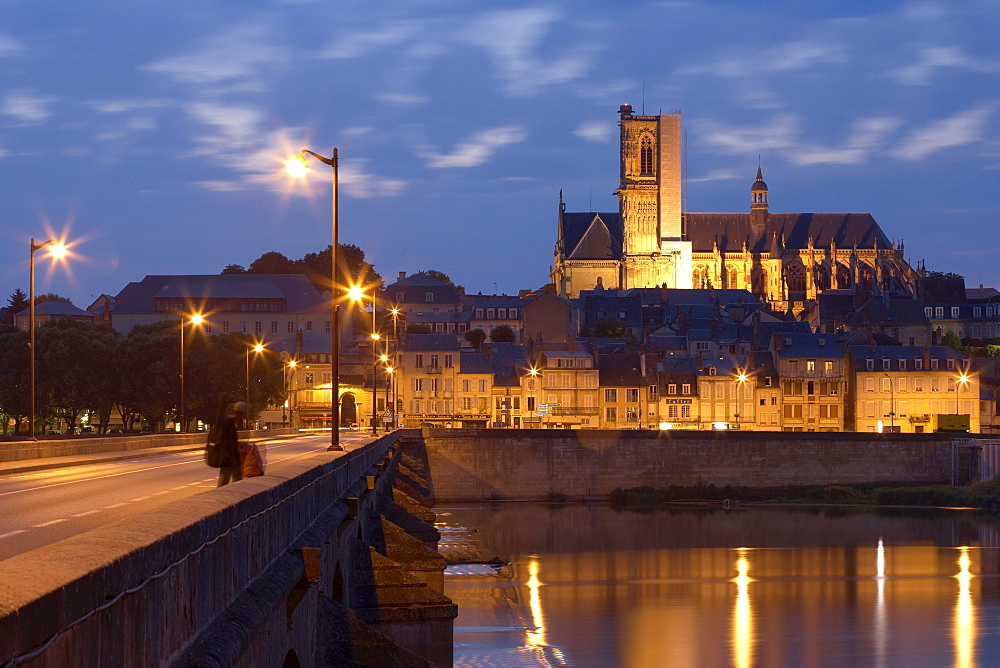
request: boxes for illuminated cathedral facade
[552,105,918,309]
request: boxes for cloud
[87,99,169,114]
[459,7,598,96]
[687,169,742,183]
[185,102,265,161]
[696,115,801,154]
[679,39,847,78]
[1,92,57,123]
[889,45,1000,85]
[0,35,21,57]
[339,160,407,198]
[421,126,527,168]
[144,22,288,91]
[574,121,614,143]
[789,117,902,165]
[892,106,994,160]
[375,92,429,107]
[317,21,419,59]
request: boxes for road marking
[132,496,150,502]
[169,486,187,491]
[0,530,27,540]
[33,519,67,528]
[151,490,171,496]
[72,510,101,517]
[104,502,127,509]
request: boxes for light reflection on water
[443,503,1000,667]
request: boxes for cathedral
[552,105,918,309]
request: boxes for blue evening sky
[1,0,997,307]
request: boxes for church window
[728,267,738,288]
[639,135,654,176]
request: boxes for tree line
[0,318,284,436]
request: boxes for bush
[872,485,966,507]
[824,486,863,504]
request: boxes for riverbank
[610,478,1000,511]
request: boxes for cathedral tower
[750,166,768,234]
[614,105,691,289]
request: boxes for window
[866,359,874,371]
[807,360,815,372]
[304,372,314,385]
[430,354,439,368]
[444,354,453,368]
[668,405,678,418]
[974,307,982,317]
[305,321,312,332]
[626,389,639,402]
[925,307,933,318]
[915,378,923,392]
[770,396,777,405]
[681,406,691,418]
[604,389,618,402]
[223,321,230,333]
[487,309,495,319]
[946,359,955,370]
[648,385,658,400]
[695,341,710,351]
[667,384,677,395]
[789,360,799,372]
[639,135,654,176]
[898,378,907,392]
[765,376,773,387]
[415,354,424,368]
[254,321,262,335]
[498,308,507,319]
[271,321,278,334]
[866,378,875,392]
[462,379,471,392]
[882,377,891,392]
[807,381,815,395]
[915,359,923,370]
[413,378,423,391]
[475,308,483,318]
[324,321,331,333]
[882,359,890,370]
[898,359,906,370]
[935,307,944,318]
[708,367,717,376]
[951,307,960,318]
[425,292,435,303]
[931,359,939,369]
[682,384,691,395]
[240,321,247,333]
[606,407,618,422]
[288,321,294,333]
[824,361,833,374]
[562,374,571,388]
[479,379,487,392]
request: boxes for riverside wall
[422,429,983,502]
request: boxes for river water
[440,503,1000,667]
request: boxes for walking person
[215,401,249,487]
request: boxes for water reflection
[955,547,974,668]
[444,504,1000,667]
[732,549,753,668]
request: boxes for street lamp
[528,367,540,429]
[349,284,381,436]
[247,342,265,406]
[390,307,400,429]
[28,238,67,440]
[883,372,895,433]
[733,366,749,429]
[284,359,297,428]
[285,149,342,451]
[179,313,204,433]
[957,372,970,416]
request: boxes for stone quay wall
[422,429,983,502]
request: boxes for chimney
[398,271,406,280]
[923,344,931,369]
[696,352,703,370]
[773,332,781,351]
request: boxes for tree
[942,329,964,351]
[406,323,432,334]
[464,328,486,350]
[424,270,465,295]
[231,244,382,293]
[248,251,298,274]
[221,264,246,274]
[0,325,29,434]
[489,324,515,343]
[4,289,28,325]
[117,321,179,432]
[594,316,624,338]
[35,293,71,306]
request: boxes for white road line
[151,490,171,496]
[132,496,150,502]
[0,530,27,540]
[72,510,101,517]
[104,502,127,509]
[169,486,187,491]
[33,518,67,528]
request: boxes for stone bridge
[0,429,454,667]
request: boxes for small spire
[756,165,763,181]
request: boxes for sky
[1,0,998,308]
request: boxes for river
[440,502,1000,667]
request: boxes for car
[140,426,154,434]
[80,426,95,434]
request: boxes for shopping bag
[241,441,265,477]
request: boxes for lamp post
[28,238,67,440]
[383,361,393,432]
[286,149,342,451]
[246,342,265,406]
[733,366,749,429]
[348,285,380,436]
[179,313,204,433]
[957,372,970,416]
[528,368,539,429]
[285,360,297,428]
[883,372,895,433]
[390,307,400,429]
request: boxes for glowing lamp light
[284,156,309,178]
[48,243,68,259]
[347,285,364,301]
[712,421,730,430]
[190,313,204,325]
[379,354,389,363]
[288,360,297,368]
[371,333,380,341]
[659,422,674,430]
[253,343,265,353]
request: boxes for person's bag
[204,431,225,468]
[241,441,265,477]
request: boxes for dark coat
[217,417,242,468]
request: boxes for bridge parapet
[0,429,455,666]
